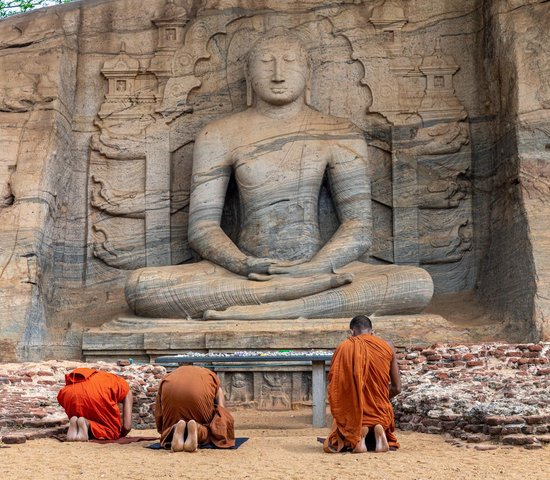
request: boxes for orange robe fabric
[324,334,399,452]
[155,366,235,448]
[57,368,130,440]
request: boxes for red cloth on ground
[324,334,399,452]
[57,368,130,440]
[155,366,235,448]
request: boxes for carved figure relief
[227,372,253,404]
[260,372,291,410]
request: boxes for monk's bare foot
[67,416,78,442]
[183,420,198,452]
[76,417,89,442]
[374,424,389,453]
[352,426,369,453]
[171,420,186,453]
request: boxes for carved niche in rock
[87,1,475,298]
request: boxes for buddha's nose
[271,59,285,82]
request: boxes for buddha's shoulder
[306,109,362,135]
[198,110,250,137]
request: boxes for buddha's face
[247,37,309,106]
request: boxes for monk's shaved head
[350,315,373,336]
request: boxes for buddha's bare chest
[232,139,329,190]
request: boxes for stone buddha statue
[125,33,433,320]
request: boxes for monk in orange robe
[324,315,402,453]
[155,365,235,452]
[57,368,133,441]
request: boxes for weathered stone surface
[82,313,464,360]
[475,0,550,343]
[0,0,549,359]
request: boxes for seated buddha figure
[125,33,433,320]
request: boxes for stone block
[523,415,548,425]
[501,425,523,435]
[1,434,26,444]
[535,435,550,443]
[523,443,543,450]
[474,444,498,451]
[501,435,535,446]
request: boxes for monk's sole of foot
[374,425,389,453]
[67,416,78,442]
[171,420,186,453]
[183,420,198,452]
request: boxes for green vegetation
[0,0,74,18]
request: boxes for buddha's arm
[270,135,371,276]
[188,126,273,276]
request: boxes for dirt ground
[2,410,549,480]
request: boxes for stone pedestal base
[82,313,494,362]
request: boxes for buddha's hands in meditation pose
[125,32,433,320]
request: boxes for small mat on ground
[54,435,158,444]
[146,437,248,450]
[317,436,397,452]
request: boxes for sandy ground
[2,410,550,480]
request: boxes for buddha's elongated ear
[245,67,253,107]
[305,71,312,106]
[303,50,312,106]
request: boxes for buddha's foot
[183,420,198,452]
[67,416,78,442]
[352,426,369,453]
[204,303,289,320]
[203,273,353,320]
[374,424,389,453]
[331,273,353,288]
[76,417,89,442]
[171,420,186,453]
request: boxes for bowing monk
[57,368,133,441]
[324,315,401,453]
[155,365,235,452]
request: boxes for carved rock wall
[0,9,80,361]
[0,0,548,360]
[476,0,550,341]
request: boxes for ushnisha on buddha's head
[245,32,312,107]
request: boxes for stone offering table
[155,351,334,427]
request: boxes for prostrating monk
[57,368,133,442]
[324,315,401,453]
[155,365,235,452]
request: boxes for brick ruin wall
[1,343,549,448]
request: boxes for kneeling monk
[57,368,133,441]
[155,366,235,452]
[324,315,401,453]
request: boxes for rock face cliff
[0,0,548,361]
